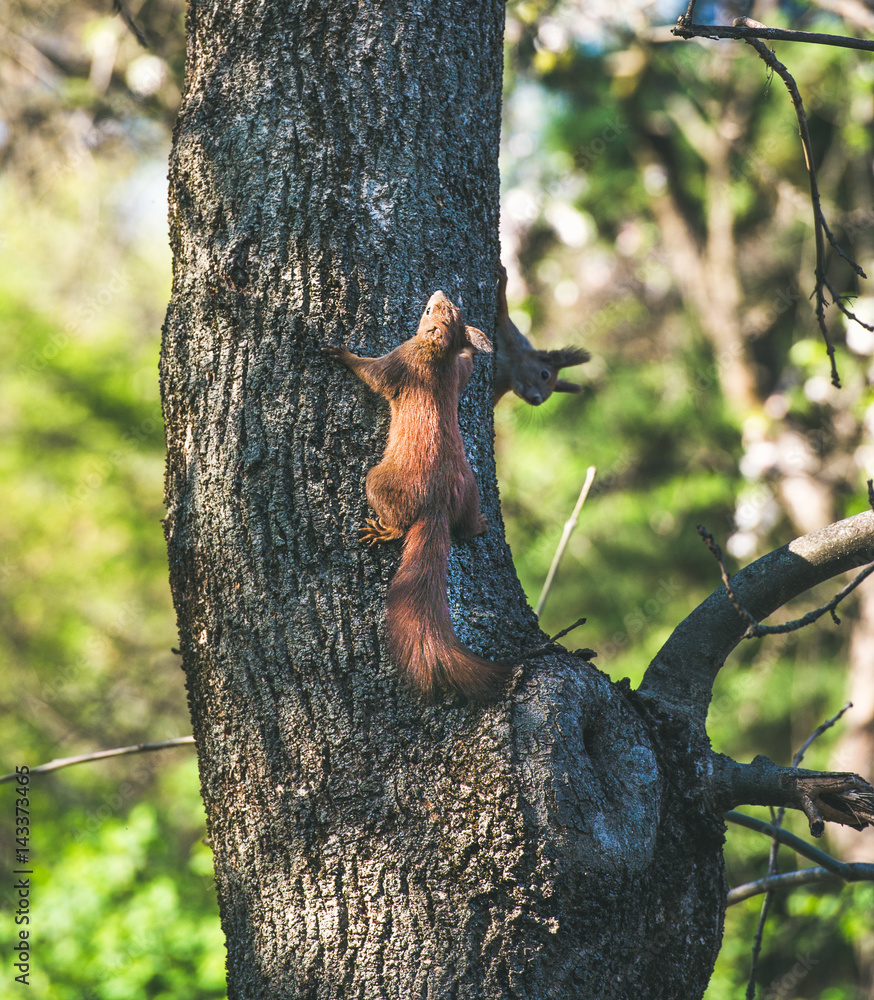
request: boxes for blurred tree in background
[1,0,873,996]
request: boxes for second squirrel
[494,265,590,405]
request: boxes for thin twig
[535,466,596,618]
[748,562,874,634]
[521,617,588,660]
[741,35,842,387]
[672,16,874,386]
[822,276,874,332]
[672,19,874,53]
[747,841,777,999]
[768,702,853,838]
[681,0,699,26]
[0,736,196,785]
[793,702,853,768]
[696,525,759,628]
[113,0,149,47]
[821,216,867,279]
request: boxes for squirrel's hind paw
[360,518,404,545]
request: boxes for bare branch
[744,702,852,994]
[112,0,149,48]
[640,511,874,722]
[727,866,864,907]
[741,35,842,387]
[712,754,874,836]
[793,702,853,768]
[672,19,874,54]
[821,215,867,280]
[755,564,874,632]
[746,867,775,999]
[680,0,699,26]
[697,525,759,629]
[726,809,874,870]
[0,736,196,785]
[670,16,874,386]
[822,275,874,333]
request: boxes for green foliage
[0,166,182,761]
[0,5,208,992]
[498,349,741,682]
[709,878,873,1000]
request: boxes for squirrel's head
[512,347,591,406]
[418,291,492,356]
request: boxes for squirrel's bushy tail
[386,514,511,701]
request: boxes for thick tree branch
[711,754,874,836]
[638,510,874,722]
[698,526,874,635]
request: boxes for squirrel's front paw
[322,344,348,361]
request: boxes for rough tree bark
[160,3,874,997]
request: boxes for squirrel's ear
[554,379,582,394]
[547,346,591,368]
[465,325,493,353]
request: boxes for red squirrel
[494,265,590,405]
[324,291,512,700]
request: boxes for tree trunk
[160,4,874,997]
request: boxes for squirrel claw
[360,518,402,545]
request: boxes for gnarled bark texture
[161,2,727,997]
